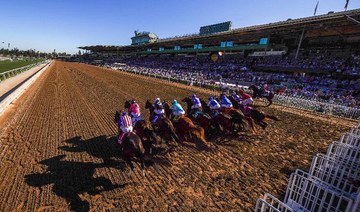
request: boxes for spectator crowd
[97,53,360,108]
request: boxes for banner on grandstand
[249,50,286,57]
[200,21,232,35]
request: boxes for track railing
[0,60,47,82]
[107,66,360,120]
[255,122,360,212]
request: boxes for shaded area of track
[0,61,354,211]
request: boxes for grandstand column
[295,28,305,60]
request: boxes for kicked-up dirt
[0,61,356,211]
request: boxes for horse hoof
[142,170,146,177]
[150,148,153,155]
[128,170,133,177]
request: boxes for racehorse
[144,100,180,144]
[228,96,279,131]
[123,101,158,151]
[248,85,274,107]
[115,109,155,155]
[121,132,146,176]
[162,101,208,149]
[200,99,234,134]
[180,97,217,134]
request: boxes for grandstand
[79,9,360,61]
[77,9,360,110]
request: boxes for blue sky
[1,0,359,54]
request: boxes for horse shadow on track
[25,136,129,212]
[59,135,123,166]
[24,154,129,212]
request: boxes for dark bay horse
[124,101,158,149]
[200,99,234,134]
[144,100,179,144]
[121,132,146,176]
[181,97,216,134]
[248,85,274,107]
[115,109,156,155]
[239,105,279,131]
[162,101,208,149]
[228,96,279,131]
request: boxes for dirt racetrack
[0,61,356,211]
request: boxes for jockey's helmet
[131,100,136,104]
[232,91,237,96]
[192,93,197,98]
[155,97,160,102]
[208,96,214,101]
[239,90,244,94]
[121,112,127,116]
[172,100,177,104]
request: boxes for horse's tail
[265,114,280,121]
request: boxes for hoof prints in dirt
[0,61,354,211]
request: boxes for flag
[314,1,319,16]
[345,0,349,10]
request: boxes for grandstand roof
[79,9,360,53]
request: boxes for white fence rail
[0,61,51,114]
[256,123,360,212]
[309,153,360,196]
[109,66,360,120]
[340,133,360,148]
[0,61,46,81]
[285,171,355,212]
[255,193,294,212]
[273,94,360,120]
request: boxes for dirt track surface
[0,61,356,211]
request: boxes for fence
[255,124,360,212]
[109,66,360,120]
[0,60,46,82]
[0,61,51,114]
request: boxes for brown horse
[123,101,158,151]
[228,96,279,131]
[248,85,274,107]
[115,109,156,155]
[144,100,180,144]
[200,99,234,134]
[162,102,208,149]
[121,132,146,176]
[181,97,218,135]
[239,105,279,131]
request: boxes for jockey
[239,90,253,106]
[220,94,233,113]
[208,96,221,116]
[118,112,133,145]
[128,100,142,125]
[170,100,185,121]
[190,93,202,117]
[262,84,270,96]
[232,91,242,103]
[152,97,165,123]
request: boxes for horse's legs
[134,151,146,177]
[258,120,268,130]
[125,157,134,176]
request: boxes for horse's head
[124,100,131,109]
[181,97,192,113]
[181,97,190,103]
[114,111,121,123]
[145,100,152,109]
[162,101,172,118]
[200,99,210,113]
